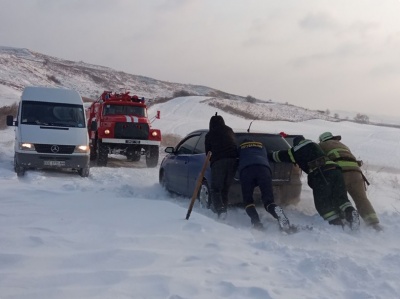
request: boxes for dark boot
[265,203,290,231]
[211,191,224,215]
[328,217,344,226]
[245,204,261,227]
[252,222,264,231]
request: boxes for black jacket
[269,139,337,174]
[205,115,237,165]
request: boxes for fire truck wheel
[146,146,159,168]
[97,141,108,166]
[90,141,97,161]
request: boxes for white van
[7,86,90,177]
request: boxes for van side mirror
[6,115,16,126]
[90,120,97,131]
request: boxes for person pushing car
[238,139,291,231]
[269,135,360,230]
[205,113,238,218]
[318,132,382,231]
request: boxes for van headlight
[19,143,35,151]
[75,145,89,153]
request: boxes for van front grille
[34,144,75,154]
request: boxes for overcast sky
[1,0,400,117]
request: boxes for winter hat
[319,132,341,142]
[293,135,305,146]
[209,113,225,130]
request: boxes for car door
[168,134,202,195]
[185,132,209,197]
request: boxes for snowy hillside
[0,46,238,103]
[3,45,397,125]
[1,96,400,299]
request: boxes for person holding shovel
[205,113,238,218]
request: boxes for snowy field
[1,96,400,299]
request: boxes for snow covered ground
[1,96,400,299]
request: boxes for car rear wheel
[198,180,211,209]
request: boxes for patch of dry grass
[161,133,182,147]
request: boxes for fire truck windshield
[104,105,146,117]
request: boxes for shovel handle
[186,151,212,220]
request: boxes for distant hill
[0,45,398,126]
[0,46,241,102]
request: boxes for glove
[267,152,273,160]
[357,160,363,167]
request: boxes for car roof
[186,129,283,137]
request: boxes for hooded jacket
[204,115,237,165]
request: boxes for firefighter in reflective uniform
[318,132,381,231]
[269,136,360,229]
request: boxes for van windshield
[21,101,86,128]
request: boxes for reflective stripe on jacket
[271,139,337,174]
[319,139,360,172]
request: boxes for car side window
[176,135,201,155]
[193,133,206,154]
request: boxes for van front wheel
[14,156,25,177]
[78,167,90,177]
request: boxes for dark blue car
[159,130,302,207]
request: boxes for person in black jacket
[269,136,360,230]
[205,113,238,217]
[238,139,290,231]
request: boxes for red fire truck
[87,91,161,167]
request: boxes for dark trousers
[308,167,353,221]
[210,158,237,212]
[240,165,274,206]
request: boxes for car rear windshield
[235,133,290,152]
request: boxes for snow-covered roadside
[1,97,400,298]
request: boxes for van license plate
[125,140,140,144]
[44,161,65,166]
